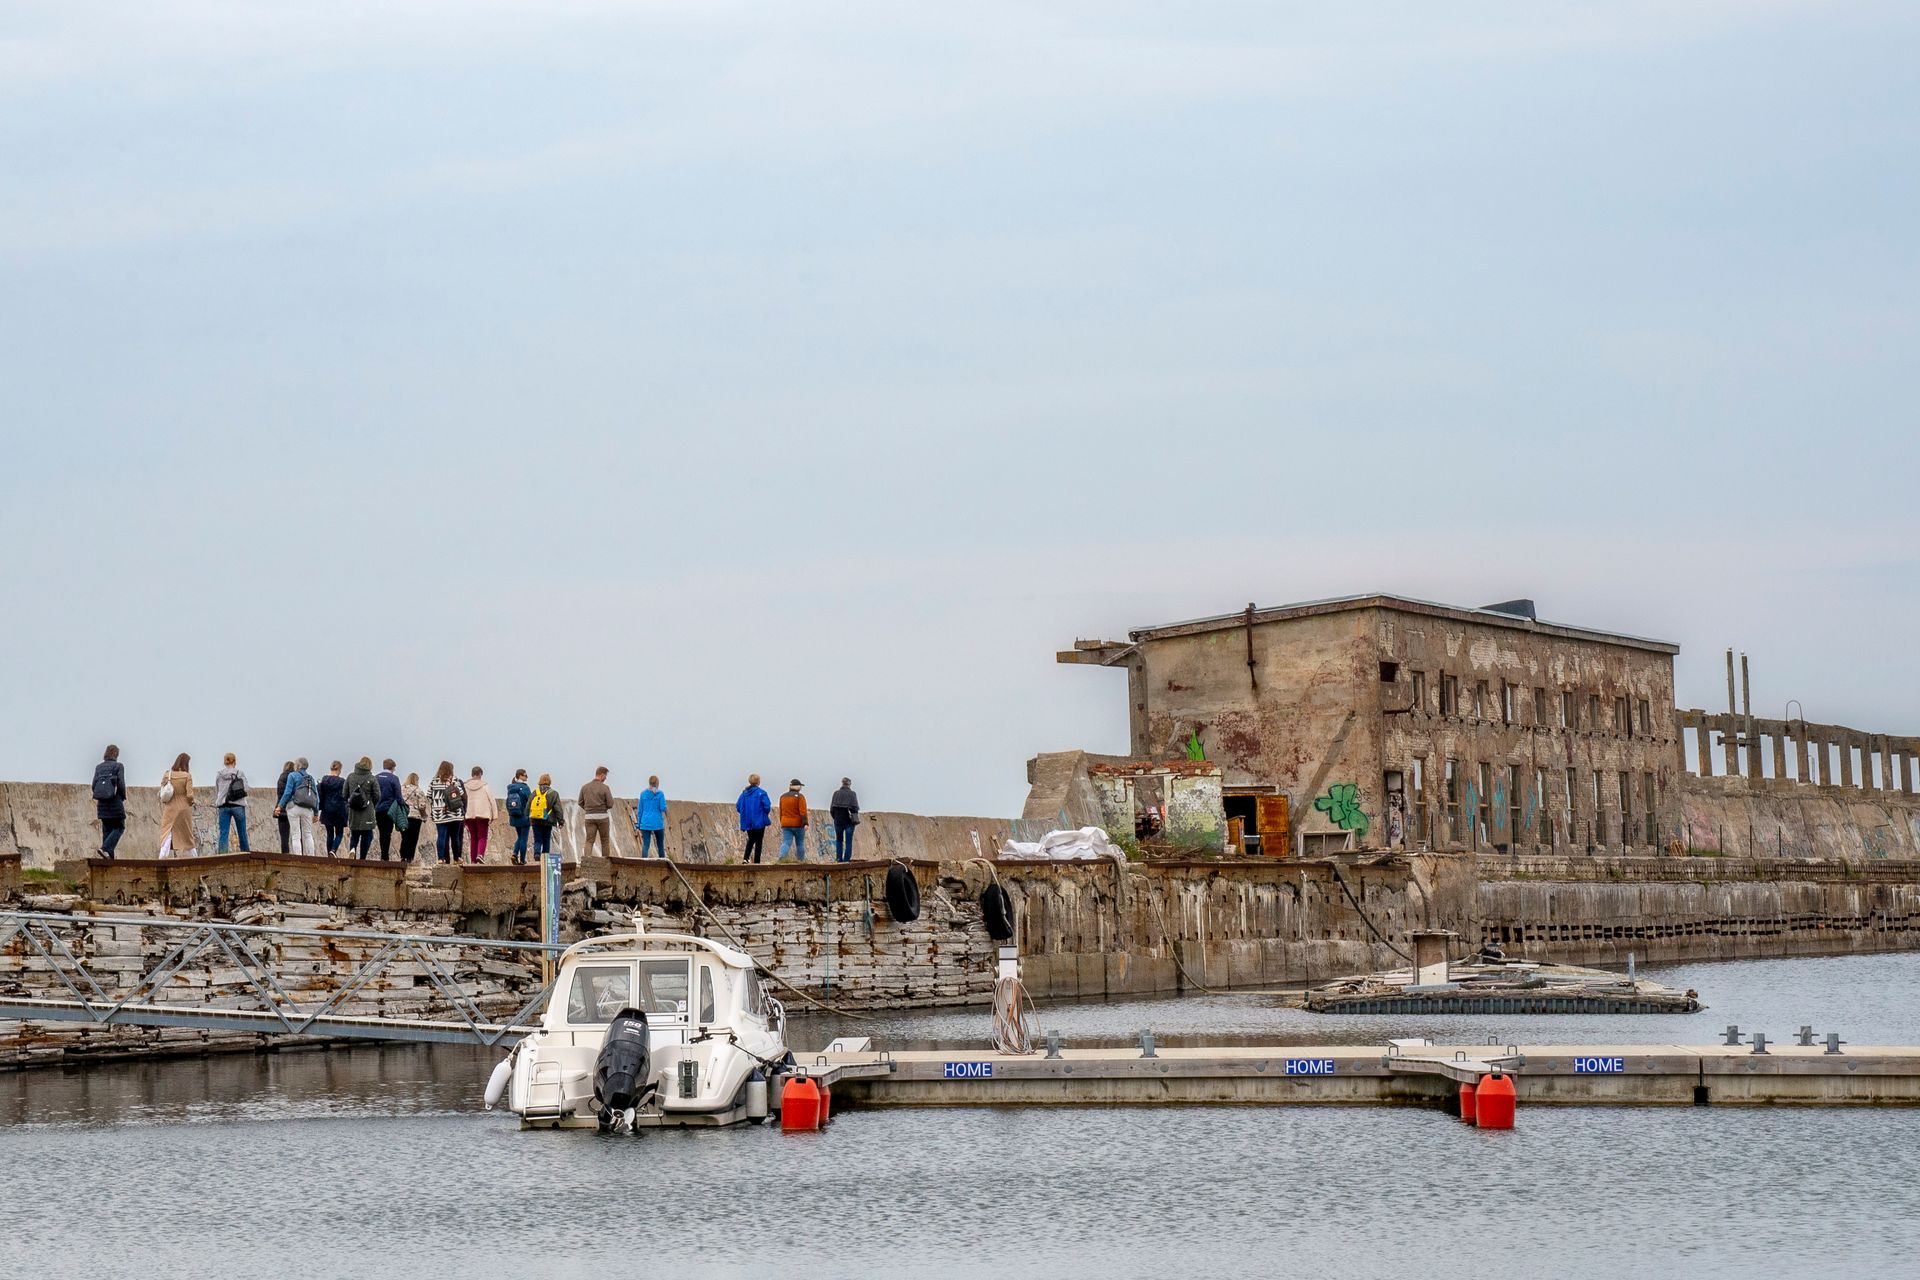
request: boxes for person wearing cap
[778,779,809,861]
[830,777,860,862]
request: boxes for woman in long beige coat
[158,752,196,858]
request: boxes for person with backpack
[157,752,197,858]
[736,774,772,864]
[831,777,860,862]
[429,760,467,864]
[92,745,127,860]
[374,758,403,859]
[635,775,668,858]
[212,752,250,854]
[463,765,496,864]
[529,773,563,862]
[400,771,430,863]
[278,758,320,855]
[273,760,295,853]
[345,757,379,858]
[318,761,349,855]
[506,769,533,864]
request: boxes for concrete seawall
[6,848,1920,1067]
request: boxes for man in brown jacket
[778,779,809,861]
[578,766,615,859]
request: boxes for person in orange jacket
[777,779,809,861]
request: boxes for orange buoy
[1475,1070,1516,1129]
[1458,1080,1478,1124]
[819,1081,832,1124]
[780,1076,823,1131]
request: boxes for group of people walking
[89,747,866,865]
[734,776,863,863]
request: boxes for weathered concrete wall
[9,850,1920,1067]
[1476,854,1920,966]
[1676,775,1920,861]
[0,780,1013,870]
[1379,609,1680,855]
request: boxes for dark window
[1616,696,1631,737]
[1588,694,1601,730]
[1643,773,1658,846]
[1533,687,1547,726]
[1474,681,1489,719]
[1507,764,1523,843]
[1379,661,1400,683]
[1411,757,1428,844]
[1638,699,1652,734]
[1560,691,1574,729]
[1477,763,1493,843]
[1440,675,1459,717]
[1412,671,1428,714]
[1445,759,1461,842]
[1501,683,1515,725]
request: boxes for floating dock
[802,1040,1920,1108]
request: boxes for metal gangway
[0,909,560,1047]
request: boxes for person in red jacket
[778,780,809,861]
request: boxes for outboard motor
[591,1007,651,1129]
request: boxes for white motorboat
[486,927,789,1129]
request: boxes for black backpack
[91,764,119,802]
[225,775,247,804]
[348,777,373,811]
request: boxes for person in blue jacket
[736,773,772,864]
[506,769,533,864]
[635,775,668,858]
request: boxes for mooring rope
[1328,861,1413,962]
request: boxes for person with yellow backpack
[528,773,564,862]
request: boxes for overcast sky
[2,1,1915,816]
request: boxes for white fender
[483,1057,513,1110]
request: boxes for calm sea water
[4,953,1919,1280]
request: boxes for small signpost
[539,849,564,983]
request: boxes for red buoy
[780,1076,823,1131]
[819,1081,832,1124]
[1475,1071,1516,1129]
[1458,1080,1478,1124]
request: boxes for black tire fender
[980,883,1015,941]
[885,863,921,923]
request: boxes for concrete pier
[816,1043,1920,1108]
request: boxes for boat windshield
[635,959,690,1019]
[565,965,632,1025]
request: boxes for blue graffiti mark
[1522,779,1540,835]
[1463,782,1479,835]
[1491,780,1508,833]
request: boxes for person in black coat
[318,760,350,856]
[92,745,128,860]
[830,777,860,863]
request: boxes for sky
[1,1,1916,817]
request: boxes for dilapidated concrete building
[1061,594,1681,855]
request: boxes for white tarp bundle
[999,826,1126,862]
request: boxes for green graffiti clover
[1312,782,1370,837]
